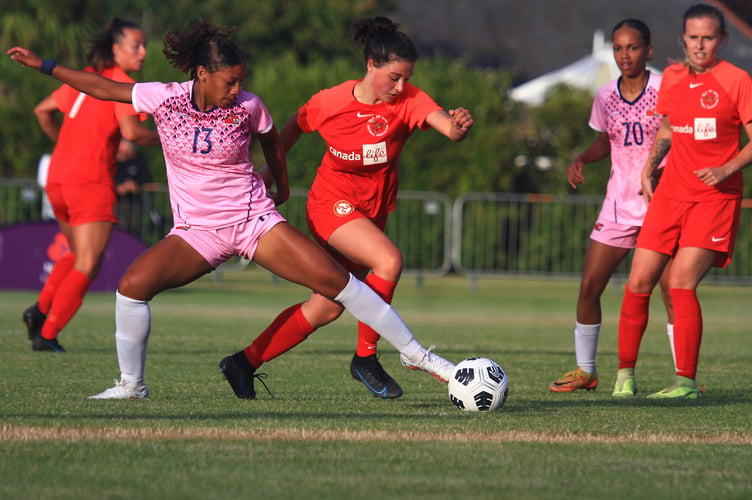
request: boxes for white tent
[509,30,661,106]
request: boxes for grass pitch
[1,269,751,499]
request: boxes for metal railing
[2,179,751,283]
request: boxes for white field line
[2,425,751,445]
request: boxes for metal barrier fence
[2,178,751,283]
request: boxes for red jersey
[299,79,441,217]
[48,66,143,185]
[655,61,752,201]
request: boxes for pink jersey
[589,72,664,226]
[299,79,442,218]
[655,61,752,201]
[132,81,275,229]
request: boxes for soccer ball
[448,357,508,411]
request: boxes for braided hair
[162,19,245,79]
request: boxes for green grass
[1,270,751,499]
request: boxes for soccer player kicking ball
[8,19,455,400]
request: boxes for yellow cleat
[647,377,701,399]
[611,377,637,398]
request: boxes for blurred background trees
[0,0,613,197]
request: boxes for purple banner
[0,222,147,292]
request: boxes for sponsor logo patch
[362,142,387,166]
[694,117,717,140]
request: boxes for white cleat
[400,346,455,383]
[88,379,149,399]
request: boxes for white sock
[667,323,676,371]
[114,291,151,384]
[574,322,600,374]
[335,274,422,358]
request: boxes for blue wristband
[40,59,57,75]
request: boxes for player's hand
[640,173,655,204]
[270,185,290,206]
[566,159,585,189]
[694,166,729,186]
[256,165,274,188]
[6,46,42,71]
[448,107,474,135]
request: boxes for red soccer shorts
[637,194,741,268]
[306,196,388,272]
[45,181,117,225]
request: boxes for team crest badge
[333,200,354,217]
[367,115,389,137]
[700,90,719,110]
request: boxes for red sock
[669,288,702,379]
[617,286,651,369]
[356,273,397,357]
[244,303,314,367]
[37,253,76,315]
[42,269,91,340]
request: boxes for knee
[578,277,601,299]
[303,300,345,328]
[118,271,154,301]
[626,277,656,295]
[371,250,403,281]
[73,257,102,280]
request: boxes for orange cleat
[549,367,598,392]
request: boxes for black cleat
[350,354,403,399]
[219,352,257,399]
[31,334,65,353]
[22,303,46,340]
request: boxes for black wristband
[40,59,57,75]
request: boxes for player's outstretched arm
[426,107,474,142]
[7,46,134,104]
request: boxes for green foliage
[0,2,614,197]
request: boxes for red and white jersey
[656,61,752,201]
[48,66,141,185]
[299,79,442,217]
[589,72,664,226]
[132,81,275,229]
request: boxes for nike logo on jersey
[711,236,727,242]
[689,82,704,89]
[356,112,375,118]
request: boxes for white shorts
[589,219,641,249]
[168,211,286,268]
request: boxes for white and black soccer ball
[448,357,508,412]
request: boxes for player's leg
[23,183,76,349]
[657,260,676,370]
[648,247,715,399]
[33,182,115,352]
[90,235,214,399]
[612,248,669,397]
[550,237,629,392]
[37,221,111,348]
[327,218,404,398]
[648,198,738,399]
[221,222,453,399]
[23,227,75,342]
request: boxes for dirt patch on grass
[2,424,751,444]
